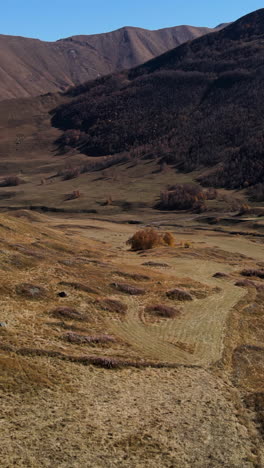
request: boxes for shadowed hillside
[51,9,264,192]
[0,24,226,100]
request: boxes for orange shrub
[163,232,175,246]
[158,183,205,211]
[65,190,81,201]
[62,167,80,180]
[183,241,192,249]
[127,228,175,251]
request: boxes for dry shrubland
[157,184,211,212]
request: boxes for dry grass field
[0,210,263,467]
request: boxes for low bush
[235,280,256,288]
[114,271,150,281]
[181,241,192,249]
[213,272,229,278]
[98,298,128,314]
[166,288,193,301]
[51,306,86,320]
[16,283,46,298]
[127,228,175,251]
[157,184,205,211]
[62,167,80,180]
[142,261,170,268]
[64,333,116,344]
[145,304,180,318]
[59,281,97,294]
[111,282,146,295]
[162,232,175,247]
[64,190,81,201]
[241,269,264,279]
[0,176,24,187]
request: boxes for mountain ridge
[0,23,227,100]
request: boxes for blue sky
[1,1,264,41]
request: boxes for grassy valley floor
[0,211,263,467]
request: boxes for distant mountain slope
[0,24,227,100]
[51,9,264,190]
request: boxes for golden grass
[0,365,256,468]
[0,211,263,466]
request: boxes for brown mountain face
[52,8,264,192]
[0,24,227,100]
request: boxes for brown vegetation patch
[0,176,24,187]
[15,283,46,299]
[41,241,75,255]
[14,247,45,259]
[213,272,230,279]
[142,261,170,268]
[51,306,86,321]
[166,288,193,301]
[111,282,146,295]
[113,271,150,281]
[157,183,207,212]
[235,280,257,288]
[98,298,128,314]
[62,167,80,181]
[145,304,181,318]
[0,191,17,200]
[59,259,77,266]
[189,289,209,299]
[58,281,98,294]
[0,346,197,369]
[127,228,175,251]
[240,282,264,294]
[241,269,264,279]
[47,322,89,332]
[9,254,39,269]
[63,332,116,345]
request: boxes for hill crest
[0,23,226,100]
